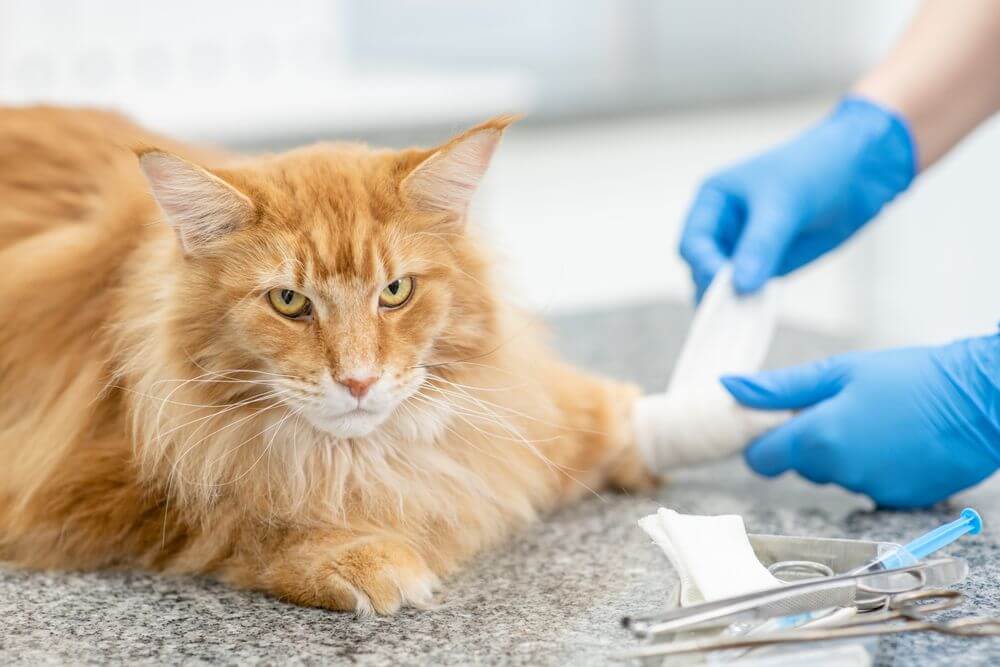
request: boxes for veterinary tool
[762,508,981,598]
[852,508,982,574]
[617,589,1000,660]
[622,557,965,638]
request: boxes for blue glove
[679,96,917,299]
[721,334,1000,508]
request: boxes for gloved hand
[720,334,1000,508]
[680,96,917,299]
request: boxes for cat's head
[138,117,515,439]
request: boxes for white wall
[863,115,1000,346]
[0,0,536,141]
[0,0,917,140]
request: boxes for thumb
[679,185,741,298]
[721,356,850,411]
[742,406,826,477]
[731,203,800,294]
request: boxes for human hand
[679,96,916,299]
[721,335,1000,508]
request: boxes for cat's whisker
[413,396,580,495]
[150,387,282,452]
[409,390,521,431]
[152,389,288,445]
[148,370,255,426]
[427,379,609,437]
[183,357,300,382]
[409,340,513,372]
[410,392,564,474]
[152,377,290,387]
[111,385,276,409]
[411,394,561,446]
[422,377,529,393]
[165,391,293,480]
[422,385,606,499]
[215,406,305,488]
[150,367,298,399]
[203,404,297,472]
[427,360,531,381]
[415,384,607,498]
[148,378,275,434]
[420,406,523,473]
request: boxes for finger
[787,401,849,485]
[743,401,839,480]
[721,356,850,411]
[679,185,740,296]
[743,411,813,477]
[730,202,800,294]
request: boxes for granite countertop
[4,301,999,666]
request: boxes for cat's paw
[326,538,440,615]
[607,443,663,493]
[259,535,440,614]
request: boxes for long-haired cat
[0,106,656,614]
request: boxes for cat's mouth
[298,402,394,439]
[341,406,377,417]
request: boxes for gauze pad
[632,266,792,472]
[638,508,780,605]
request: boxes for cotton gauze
[632,266,792,472]
[638,508,780,605]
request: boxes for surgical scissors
[617,589,1000,660]
[623,557,961,637]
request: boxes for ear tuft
[401,114,521,217]
[138,150,254,256]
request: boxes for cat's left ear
[400,115,519,220]
[137,149,255,257]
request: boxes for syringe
[851,507,982,575]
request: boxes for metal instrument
[617,588,1000,660]
[622,556,964,638]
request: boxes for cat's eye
[379,277,414,309]
[267,288,312,319]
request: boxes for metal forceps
[623,557,963,638]
[617,589,1000,660]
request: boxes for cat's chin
[302,408,388,439]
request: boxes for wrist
[830,94,918,193]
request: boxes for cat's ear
[137,149,255,256]
[400,115,519,219]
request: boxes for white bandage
[638,508,779,604]
[633,266,792,472]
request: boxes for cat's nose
[338,375,379,399]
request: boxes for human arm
[854,0,1000,169]
[679,0,1000,297]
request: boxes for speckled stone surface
[3,300,999,665]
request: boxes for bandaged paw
[632,266,792,472]
[633,386,790,470]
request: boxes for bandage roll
[633,265,792,472]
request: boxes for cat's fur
[0,106,655,614]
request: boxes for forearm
[853,0,1000,169]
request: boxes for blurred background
[1,0,997,348]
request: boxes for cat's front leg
[236,530,440,615]
[540,364,660,497]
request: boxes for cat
[0,106,657,614]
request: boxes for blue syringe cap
[961,507,983,535]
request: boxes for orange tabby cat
[0,106,655,614]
